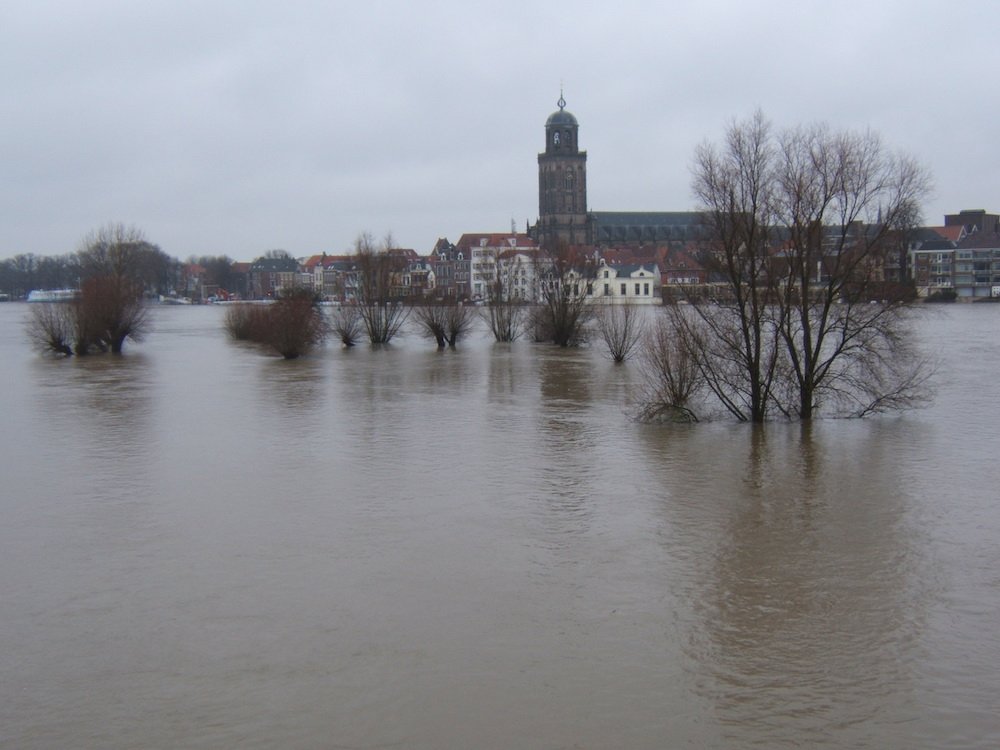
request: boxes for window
[644,283,650,296]
[635,283,641,295]
[620,283,626,295]
[604,283,610,295]
[603,270,609,278]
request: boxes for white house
[458,233,540,301]
[590,261,660,304]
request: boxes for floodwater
[1,302,998,749]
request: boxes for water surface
[1,303,998,749]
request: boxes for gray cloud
[2,0,994,259]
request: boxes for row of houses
[179,209,1000,304]
[181,233,708,304]
[910,210,1000,299]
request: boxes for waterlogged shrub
[265,289,328,359]
[26,276,148,356]
[331,304,363,347]
[26,302,75,356]
[224,303,269,341]
[224,289,328,359]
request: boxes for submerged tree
[413,301,476,348]
[330,304,363,347]
[80,274,149,353]
[769,123,932,419]
[263,287,328,359]
[480,257,528,342]
[26,301,76,356]
[353,232,409,344]
[223,302,268,342]
[224,288,327,359]
[676,111,783,422]
[680,111,933,421]
[595,303,645,362]
[26,223,153,355]
[532,242,596,347]
[635,309,703,423]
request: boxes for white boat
[26,289,79,302]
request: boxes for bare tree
[480,259,527,342]
[330,304,363,347]
[687,112,934,421]
[533,241,595,347]
[261,287,328,359]
[770,124,933,419]
[80,275,149,353]
[26,302,75,356]
[77,223,149,283]
[68,223,154,353]
[595,303,645,362]
[635,309,703,423]
[684,111,783,422]
[353,232,409,344]
[223,303,267,341]
[224,288,327,358]
[413,301,476,348]
[27,224,153,356]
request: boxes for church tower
[537,93,588,248]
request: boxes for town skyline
[2,1,997,260]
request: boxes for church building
[530,94,705,250]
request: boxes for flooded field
[1,303,998,749]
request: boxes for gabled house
[658,244,706,286]
[395,252,436,299]
[302,253,356,300]
[456,233,538,301]
[248,255,301,299]
[590,259,660,304]
[952,230,1000,298]
[910,239,957,295]
[427,238,467,300]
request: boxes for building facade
[535,94,589,249]
[530,95,705,250]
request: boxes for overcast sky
[2,0,995,261]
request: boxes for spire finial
[558,83,566,111]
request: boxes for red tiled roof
[927,225,966,242]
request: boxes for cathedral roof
[590,211,708,244]
[591,211,704,226]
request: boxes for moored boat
[26,289,79,302]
